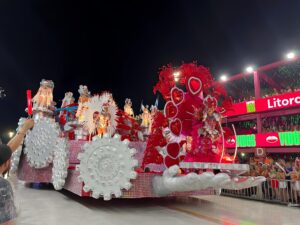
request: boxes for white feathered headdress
[82,92,118,136]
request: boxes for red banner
[223,91,300,117]
[255,132,280,147]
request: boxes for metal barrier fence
[221,178,300,207]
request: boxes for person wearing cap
[0,119,34,225]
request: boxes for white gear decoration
[52,138,69,190]
[24,117,60,168]
[77,134,138,200]
[10,117,27,174]
[10,146,22,174]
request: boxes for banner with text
[225,131,300,148]
[223,91,300,117]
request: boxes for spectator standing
[0,119,34,225]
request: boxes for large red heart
[186,76,202,95]
[171,87,184,105]
[164,156,180,168]
[166,142,180,158]
[169,118,182,136]
[164,101,178,118]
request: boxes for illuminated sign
[279,131,300,146]
[223,91,300,117]
[267,96,300,109]
[225,131,300,148]
[226,138,235,144]
[236,134,256,147]
[266,135,278,144]
[246,101,256,113]
[255,148,266,157]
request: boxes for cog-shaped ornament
[24,117,60,168]
[52,138,69,190]
[76,134,138,200]
[10,146,22,174]
[10,117,27,173]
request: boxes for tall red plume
[142,111,168,168]
[153,64,175,101]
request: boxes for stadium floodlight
[220,75,228,82]
[173,71,180,77]
[173,71,180,82]
[286,51,296,59]
[8,131,15,138]
[245,66,254,73]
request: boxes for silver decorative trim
[179,162,249,171]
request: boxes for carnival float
[11,63,265,200]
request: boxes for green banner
[246,101,256,113]
[279,131,300,146]
[236,134,256,147]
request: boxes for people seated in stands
[231,85,300,103]
[262,115,300,133]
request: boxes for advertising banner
[225,131,300,148]
[223,91,300,117]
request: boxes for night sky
[0,0,300,140]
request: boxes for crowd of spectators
[232,89,255,103]
[244,155,300,202]
[262,115,300,133]
[226,115,300,135]
[227,61,300,103]
[261,86,300,98]
[231,86,300,103]
[226,120,257,135]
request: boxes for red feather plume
[142,111,168,168]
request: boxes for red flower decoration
[116,110,142,141]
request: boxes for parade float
[11,63,265,200]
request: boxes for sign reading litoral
[223,91,300,117]
[225,131,300,148]
[266,96,300,109]
[261,93,300,110]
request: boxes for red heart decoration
[171,87,184,105]
[179,155,185,162]
[164,156,180,168]
[164,101,178,118]
[169,118,182,136]
[167,142,180,158]
[186,76,202,95]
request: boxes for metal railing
[221,178,300,207]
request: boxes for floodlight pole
[253,70,262,133]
